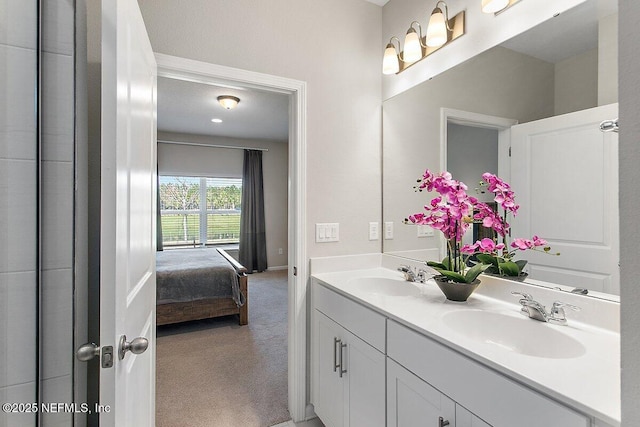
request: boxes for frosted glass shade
[218,96,240,110]
[382,44,400,75]
[426,9,448,47]
[403,28,422,63]
[482,0,510,13]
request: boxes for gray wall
[158,132,289,268]
[554,49,598,116]
[619,0,639,424]
[137,0,383,259]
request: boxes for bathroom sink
[346,277,421,297]
[442,310,586,359]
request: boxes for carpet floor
[156,270,290,427]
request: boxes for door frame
[439,108,518,257]
[155,53,308,421]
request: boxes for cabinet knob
[438,416,450,427]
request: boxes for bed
[156,247,248,326]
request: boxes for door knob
[76,343,100,362]
[118,335,149,360]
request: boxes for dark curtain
[239,150,267,272]
[156,166,163,251]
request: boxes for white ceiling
[157,77,290,141]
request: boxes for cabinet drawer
[387,320,590,427]
[313,280,386,352]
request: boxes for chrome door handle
[76,343,100,362]
[339,342,347,378]
[118,335,149,360]
[333,337,340,372]
[438,416,450,427]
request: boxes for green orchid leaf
[426,261,447,270]
[499,261,521,276]
[515,259,528,271]
[434,269,468,283]
[441,256,464,272]
[465,263,490,282]
[476,254,499,267]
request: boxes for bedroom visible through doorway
[155,72,292,426]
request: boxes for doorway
[155,54,308,423]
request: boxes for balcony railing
[160,209,241,246]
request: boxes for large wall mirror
[382,0,619,299]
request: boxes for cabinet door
[344,329,386,427]
[457,405,492,427]
[313,310,346,427]
[387,358,456,427]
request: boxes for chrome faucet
[398,265,428,283]
[511,291,581,326]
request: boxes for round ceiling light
[217,95,240,110]
[211,118,223,123]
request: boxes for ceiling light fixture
[211,118,223,123]
[217,95,240,110]
[381,1,465,75]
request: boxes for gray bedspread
[156,248,245,307]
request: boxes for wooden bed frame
[156,248,249,326]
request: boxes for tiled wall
[0,0,39,425]
[40,0,75,425]
[0,1,75,426]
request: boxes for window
[159,176,242,247]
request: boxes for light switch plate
[369,222,379,240]
[417,225,434,237]
[384,221,394,240]
[316,223,339,242]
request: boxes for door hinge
[293,266,298,276]
[508,146,512,157]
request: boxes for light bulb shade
[403,28,422,63]
[382,43,400,75]
[482,0,510,13]
[426,8,448,47]
[217,95,240,110]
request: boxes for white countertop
[312,267,621,426]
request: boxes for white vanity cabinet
[387,357,489,427]
[311,282,386,427]
[387,320,590,427]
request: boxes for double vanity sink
[311,264,620,427]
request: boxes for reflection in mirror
[382,0,619,298]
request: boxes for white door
[510,104,619,294]
[99,0,157,425]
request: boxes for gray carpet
[156,270,290,427]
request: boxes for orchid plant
[406,170,558,282]
[405,170,489,284]
[460,172,559,278]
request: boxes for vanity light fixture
[217,95,240,110]
[403,22,425,63]
[381,0,465,75]
[382,37,401,74]
[426,2,452,47]
[482,0,521,14]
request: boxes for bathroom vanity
[310,261,620,427]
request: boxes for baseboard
[268,265,288,271]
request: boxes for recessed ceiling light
[211,118,223,123]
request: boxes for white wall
[619,0,640,424]
[554,49,598,116]
[138,0,383,259]
[157,131,289,268]
[382,0,586,100]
